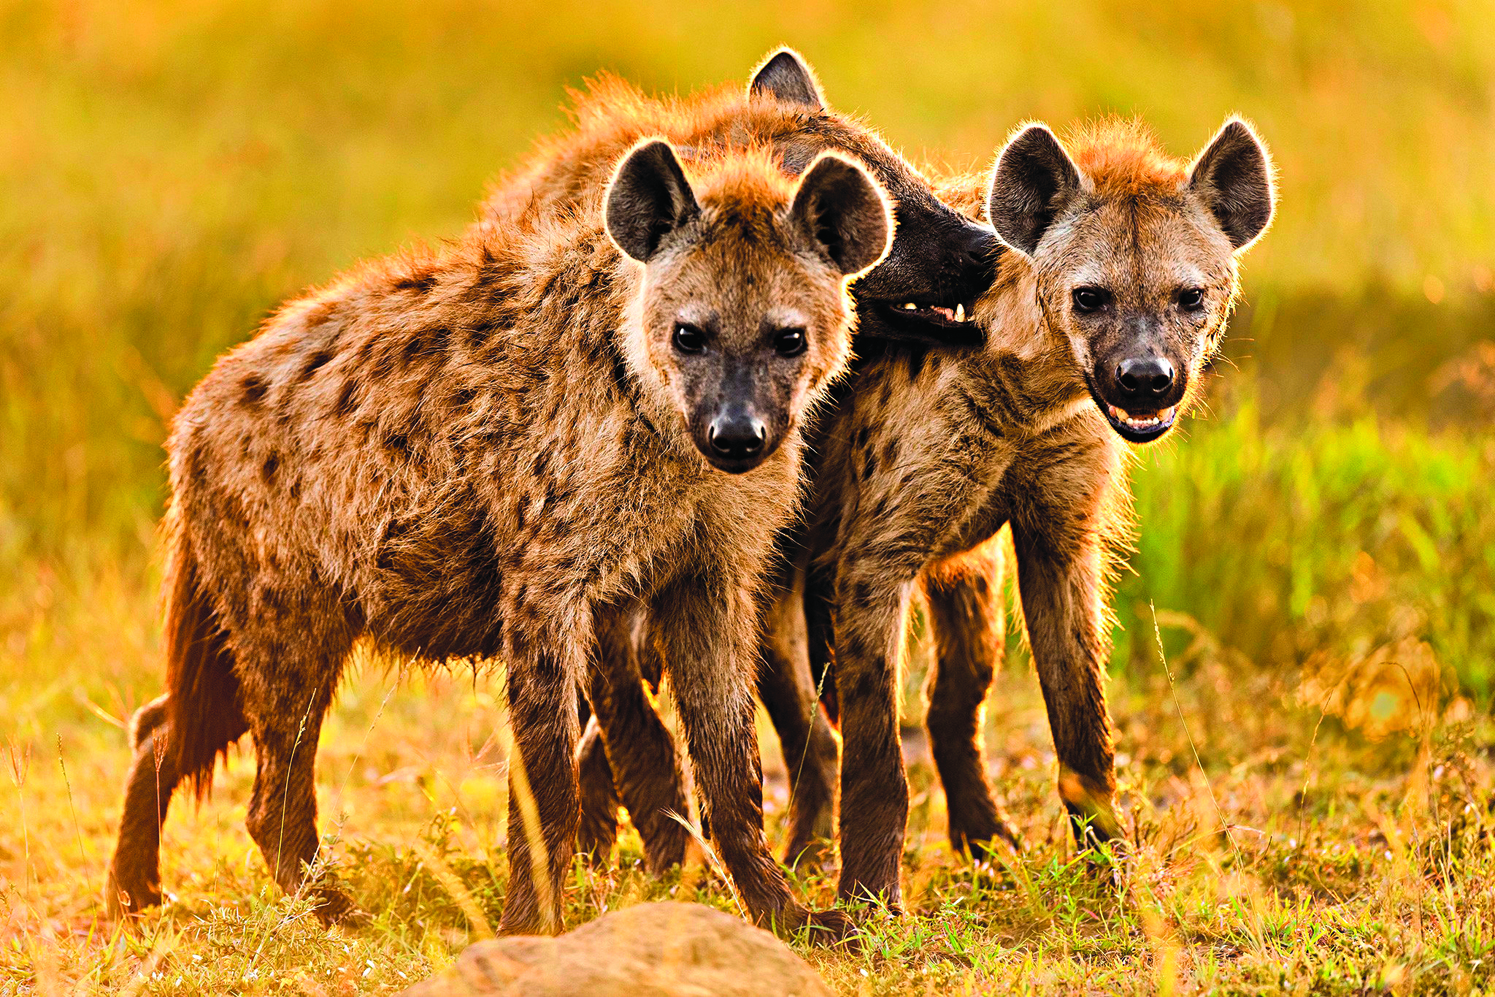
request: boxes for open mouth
[866,299,984,348]
[1100,402,1178,443]
[885,300,972,326]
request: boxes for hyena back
[105,139,892,937]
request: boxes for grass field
[3,0,1493,993]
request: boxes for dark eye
[1178,288,1206,312]
[672,322,707,354]
[1072,287,1109,313]
[773,327,807,357]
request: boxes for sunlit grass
[6,567,1495,993]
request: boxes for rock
[399,901,833,997]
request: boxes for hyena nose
[1116,357,1175,398]
[708,410,767,460]
[959,222,1001,274]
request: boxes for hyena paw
[951,809,1024,857]
[311,886,367,928]
[104,867,163,920]
[778,903,859,948]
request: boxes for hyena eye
[1071,287,1109,313]
[773,327,807,358]
[1178,288,1206,312]
[672,322,707,354]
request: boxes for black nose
[1116,357,1175,397]
[708,411,767,459]
[959,221,1001,272]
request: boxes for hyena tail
[163,532,248,799]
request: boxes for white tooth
[955,303,966,322]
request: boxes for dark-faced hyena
[589,117,1276,905]
[103,136,893,936]
[474,50,1001,871]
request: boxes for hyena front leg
[923,549,1022,855]
[757,577,838,868]
[1010,523,1119,848]
[831,558,918,907]
[583,606,688,874]
[497,639,581,936]
[652,572,843,938]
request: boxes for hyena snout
[690,376,785,473]
[1091,343,1189,443]
[1116,355,1175,398]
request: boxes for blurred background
[1,0,1492,747]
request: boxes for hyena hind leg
[575,715,620,861]
[128,694,170,752]
[585,607,688,875]
[238,639,357,926]
[757,619,838,870]
[923,555,1022,857]
[106,716,181,917]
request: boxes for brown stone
[399,902,833,997]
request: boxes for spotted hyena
[104,136,893,937]
[587,118,1276,905]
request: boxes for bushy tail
[163,526,247,799]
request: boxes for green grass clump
[1122,403,1495,697]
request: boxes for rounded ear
[748,48,826,111]
[790,152,894,277]
[605,139,701,263]
[1189,117,1276,251]
[986,123,1082,259]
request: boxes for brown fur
[104,136,894,939]
[477,51,1000,356]
[588,119,1276,906]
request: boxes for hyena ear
[749,48,826,111]
[790,152,894,278]
[605,139,701,263]
[1189,117,1276,251]
[987,124,1082,259]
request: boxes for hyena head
[749,50,999,348]
[607,139,892,473]
[988,118,1275,442]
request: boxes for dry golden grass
[4,569,1495,995]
